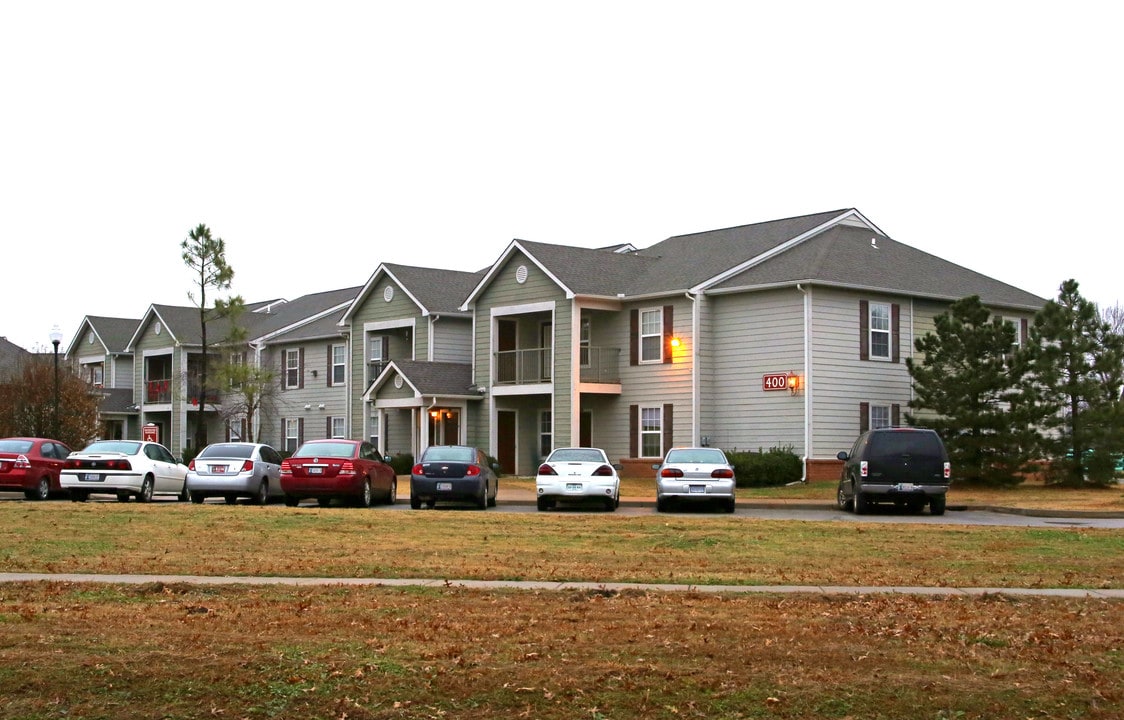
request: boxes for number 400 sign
[761,373,791,391]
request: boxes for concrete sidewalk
[1,572,1121,598]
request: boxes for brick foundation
[805,458,843,482]
[618,458,660,479]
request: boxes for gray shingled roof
[251,286,361,341]
[707,223,1046,309]
[0,337,31,381]
[389,360,477,397]
[513,240,659,297]
[86,316,141,353]
[382,264,487,315]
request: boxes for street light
[49,325,63,439]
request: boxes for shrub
[388,453,415,476]
[726,446,803,487]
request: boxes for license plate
[689,485,705,494]
[211,465,227,474]
[437,482,452,491]
[566,483,582,491]
[894,483,919,492]
[308,467,323,475]
[83,473,102,482]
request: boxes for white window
[997,316,1023,347]
[331,344,347,386]
[285,349,301,388]
[284,418,300,453]
[640,308,663,363]
[369,412,380,453]
[869,303,891,360]
[640,407,662,457]
[539,411,552,458]
[331,416,346,439]
[229,352,243,389]
[870,404,891,430]
[579,317,591,366]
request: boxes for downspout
[796,284,810,483]
[251,340,264,443]
[428,314,440,362]
[686,292,700,446]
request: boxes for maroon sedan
[0,437,73,501]
[280,439,396,508]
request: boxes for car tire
[604,496,616,512]
[27,476,51,501]
[853,487,870,515]
[656,496,669,513]
[410,494,421,510]
[284,496,299,507]
[189,491,205,504]
[178,482,189,502]
[477,484,488,510]
[356,480,373,508]
[137,475,154,503]
[536,497,550,512]
[930,495,947,516]
[386,477,397,505]
[488,481,497,507]
[254,481,269,506]
[724,498,736,514]
[224,494,238,505]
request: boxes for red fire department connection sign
[761,373,790,391]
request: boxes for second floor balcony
[144,377,221,406]
[494,346,620,386]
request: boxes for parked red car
[280,439,397,508]
[0,437,73,500]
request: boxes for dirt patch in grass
[0,582,1119,719]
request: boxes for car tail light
[660,467,684,478]
[280,460,291,473]
[242,460,255,472]
[411,463,425,475]
[711,468,734,479]
[340,461,355,475]
[188,459,196,470]
[944,462,951,479]
[860,461,868,478]
[108,459,131,471]
[537,464,557,476]
[65,459,81,469]
[465,465,481,476]
[592,464,614,476]
[14,455,31,470]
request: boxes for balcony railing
[146,378,172,403]
[494,346,620,385]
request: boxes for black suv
[836,428,951,515]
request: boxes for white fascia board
[571,295,623,311]
[253,301,353,345]
[459,240,575,311]
[489,300,556,318]
[339,265,388,324]
[363,360,420,402]
[363,317,417,333]
[63,317,97,359]
[691,210,873,293]
[125,306,178,352]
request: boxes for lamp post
[49,325,63,439]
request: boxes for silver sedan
[655,447,736,513]
[186,442,283,505]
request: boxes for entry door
[497,410,516,474]
[580,410,592,448]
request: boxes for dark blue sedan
[410,445,498,509]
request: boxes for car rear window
[0,440,33,453]
[665,449,727,464]
[198,444,254,459]
[83,441,141,455]
[422,447,475,463]
[295,442,356,458]
[549,449,606,463]
[867,431,943,460]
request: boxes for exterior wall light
[669,336,681,348]
[787,374,801,395]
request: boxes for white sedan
[535,447,620,512]
[61,440,189,503]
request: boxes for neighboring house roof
[0,337,32,381]
[341,263,486,324]
[366,360,479,401]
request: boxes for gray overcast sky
[3,1,1120,351]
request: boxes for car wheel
[724,498,736,514]
[254,481,269,506]
[26,476,51,501]
[178,482,189,502]
[358,479,373,508]
[656,496,669,513]
[604,496,616,512]
[930,495,947,516]
[189,491,205,504]
[488,480,497,507]
[537,497,550,512]
[477,483,488,510]
[137,475,154,503]
[410,494,421,510]
[853,487,870,515]
[836,482,853,512]
[284,496,299,507]
[386,476,397,505]
[116,490,131,503]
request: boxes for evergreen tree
[1023,280,1124,485]
[905,295,1036,485]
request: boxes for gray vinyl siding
[808,287,913,457]
[382,408,414,458]
[112,354,134,390]
[431,317,472,363]
[262,342,349,446]
[702,288,806,454]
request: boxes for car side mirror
[491,462,500,470]
[612,463,622,471]
[651,463,660,470]
[836,451,849,461]
[384,455,393,464]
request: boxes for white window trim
[330,416,346,439]
[285,349,301,389]
[869,404,891,430]
[640,406,662,457]
[540,410,552,458]
[331,343,347,386]
[868,302,892,361]
[579,317,591,367]
[639,307,663,364]
[284,418,300,452]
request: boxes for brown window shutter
[629,404,638,457]
[663,403,673,453]
[892,403,901,427]
[298,418,304,445]
[298,348,305,389]
[859,300,869,360]
[326,417,332,437]
[327,344,333,387]
[663,305,674,364]
[860,402,869,433]
[629,310,639,366]
[225,423,231,442]
[280,353,286,391]
[1020,317,1029,344]
[891,303,901,363]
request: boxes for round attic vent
[154,322,162,335]
[384,285,394,302]
[394,374,404,389]
[516,265,528,284]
